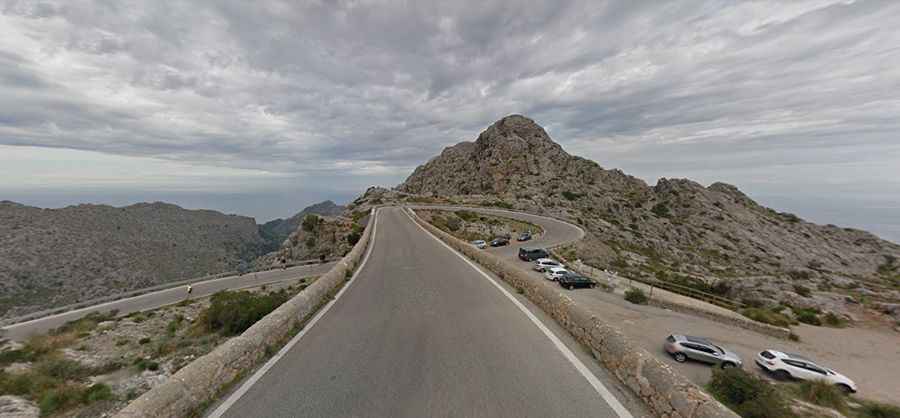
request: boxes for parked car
[664,334,742,369]
[517,231,532,241]
[557,272,597,289]
[755,350,857,394]
[544,267,569,281]
[490,237,510,247]
[519,247,549,261]
[533,258,564,272]
[471,240,487,249]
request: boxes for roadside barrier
[114,209,377,418]
[408,208,739,418]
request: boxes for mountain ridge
[398,115,900,323]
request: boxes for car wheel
[673,353,687,363]
[721,362,736,370]
[836,384,852,395]
[567,284,574,290]
[774,370,791,380]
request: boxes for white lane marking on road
[208,208,379,418]
[2,263,329,332]
[403,208,633,418]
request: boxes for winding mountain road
[210,207,643,418]
[2,263,333,341]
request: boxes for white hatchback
[544,267,569,281]
[533,258,564,272]
[756,350,857,394]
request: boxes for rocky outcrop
[398,115,900,322]
[258,200,346,252]
[0,202,267,320]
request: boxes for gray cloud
[1,1,899,210]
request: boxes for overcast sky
[1,0,899,240]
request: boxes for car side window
[805,364,827,375]
[783,360,804,368]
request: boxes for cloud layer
[2,0,899,215]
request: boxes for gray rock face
[258,200,346,250]
[398,115,900,317]
[0,395,39,418]
[0,202,267,320]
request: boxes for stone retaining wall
[647,298,792,340]
[409,208,738,418]
[113,209,377,418]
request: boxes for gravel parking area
[487,241,900,406]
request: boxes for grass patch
[795,308,822,326]
[707,368,790,418]
[741,308,793,328]
[794,380,847,413]
[856,401,900,418]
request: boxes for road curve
[2,263,333,341]
[214,207,634,418]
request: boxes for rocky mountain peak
[473,114,567,160]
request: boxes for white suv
[544,267,568,281]
[755,350,857,394]
[533,258,564,272]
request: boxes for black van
[518,247,549,261]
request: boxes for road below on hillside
[1,263,333,341]
[211,207,642,418]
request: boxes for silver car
[664,334,742,369]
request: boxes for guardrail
[0,258,340,327]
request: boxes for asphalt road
[213,207,637,418]
[1,263,333,341]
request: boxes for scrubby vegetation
[741,307,793,328]
[707,368,790,418]
[795,380,847,413]
[199,289,292,336]
[624,288,648,304]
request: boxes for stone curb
[112,209,377,418]
[408,208,739,418]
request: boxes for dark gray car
[664,334,742,369]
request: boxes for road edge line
[402,208,633,418]
[207,208,380,418]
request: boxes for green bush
[83,383,114,403]
[39,385,86,415]
[796,380,847,413]
[200,290,291,336]
[707,368,790,418]
[561,191,583,201]
[301,214,319,232]
[445,216,462,231]
[133,357,159,372]
[795,308,822,326]
[624,288,648,304]
[651,202,671,218]
[741,308,792,328]
[455,210,479,222]
[34,357,90,381]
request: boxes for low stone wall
[409,208,738,418]
[552,254,793,341]
[648,298,792,340]
[114,209,378,418]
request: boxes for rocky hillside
[258,200,345,253]
[399,115,900,324]
[0,201,267,320]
